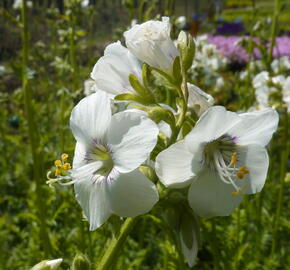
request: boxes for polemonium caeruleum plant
[47,17,279,268]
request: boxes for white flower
[187,83,214,116]
[156,106,278,218]
[282,77,290,112]
[67,91,159,230]
[83,78,97,96]
[124,17,179,70]
[31,258,62,270]
[272,75,286,86]
[81,0,89,8]
[91,41,142,96]
[271,56,290,73]
[13,0,32,9]
[255,85,274,109]
[252,71,269,89]
[175,16,187,29]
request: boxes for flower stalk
[21,0,52,256]
[268,0,281,68]
[271,110,288,254]
[96,217,138,270]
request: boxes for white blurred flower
[91,41,142,96]
[216,77,225,89]
[175,16,187,29]
[271,56,290,73]
[13,0,32,9]
[272,75,286,86]
[156,106,278,218]
[81,0,89,8]
[0,65,6,75]
[187,83,214,116]
[130,19,138,27]
[124,17,179,70]
[65,91,159,230]
[252,71,269,89]
[282,77,290,112]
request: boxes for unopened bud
[177,31,195,71]
[31,259,62,270]
[72,253,91,270]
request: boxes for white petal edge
[235,144,269,194]
[185,106,241,144]
[229,107,279,147]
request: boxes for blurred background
[0,0,290,269]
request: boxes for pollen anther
[229,152,237,166]
[61,153,69,161]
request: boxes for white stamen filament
[213,151,240,191]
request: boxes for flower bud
[124,17,179,71]
[72,253,91,270]
[31,259,62,270]
[177,31,195,71]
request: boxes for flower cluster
[252,71,290,112]
[50,17,279,266]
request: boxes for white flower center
[85,143,114,180]
[203,135,249,195]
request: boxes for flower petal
[74,175,111,230]
[72,141,87,169]
[107,111,158,173]
[188,169,243,218]
[70,91,111,145]
[91,41,141,96]
[229,108,279,146]
[155,141,202,188]
[187,83,214,116]
[109,169,159,217]
[186,106,241,144]
[235,144,269,194]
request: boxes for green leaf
[115,93,152,105]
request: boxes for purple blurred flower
[215,22,245,35]
[207,35,290,63]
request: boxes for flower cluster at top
[48,17,279,266]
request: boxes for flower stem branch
[96,217,138,270]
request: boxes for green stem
[96,217,138,270]
[267,0,281,68]
[69,13,78,91]
[169,59,189,144]
[234,209,240,270]
[271,111,288,255]
[21,0,52,256]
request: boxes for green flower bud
[177,31,195,71]
[72,253,91,270]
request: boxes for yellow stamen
[231,191,239,196]
[54,160,62,167]
[55,169,61,176]
[62,163,71,170]
[229,152,237,167]
[61,153,69,161]
[236,166,250,179]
